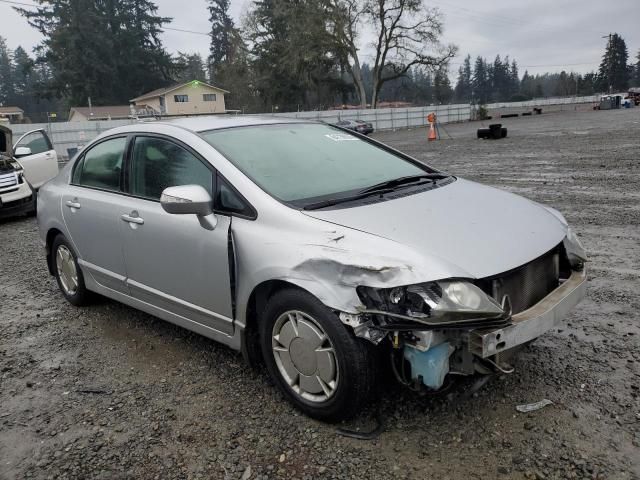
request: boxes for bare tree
[331,0,456,108]
[330,0,369,108]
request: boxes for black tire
[477,128,490,139]
[501,127,508,138]
[52,234,93,306]
[259,288,378,422]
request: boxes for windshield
[200,123,431,205]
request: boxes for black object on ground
[477,124,507,140]
[501,113,519,118]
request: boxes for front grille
[0,172,18,191]
[477,247,560,315]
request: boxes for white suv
[0,125,59,218]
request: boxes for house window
[174,95,189,103]
[203,94,217,102]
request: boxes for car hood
[302,178,568,279]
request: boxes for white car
[0,126,59,218]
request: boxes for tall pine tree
[17,0,174,106]
[175,53,207,82]
[598,33,629,92]
[472,56,489,104]
[208,0,234,82]
[433,67,453,104]
[453,54,472,102]
[0,36,15,105]
[248,0,344,111]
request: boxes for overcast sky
[1,0,639,78]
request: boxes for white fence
[486,95,599,109]
[261,103,471,130]
[9,104,471,160]
[8,95,599,160]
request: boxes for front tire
[52,234,92,306]
[260,288,378,422]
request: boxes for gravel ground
[1,108,639,480]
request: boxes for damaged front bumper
[341,266,587,391]
[469,267,587,358]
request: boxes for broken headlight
[563,227,587,268]
[357,280,504,326]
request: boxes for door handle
[121,214,144,225]
[65,200,81,209]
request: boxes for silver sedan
[37,117,587,421]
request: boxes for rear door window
[73,137,126,191]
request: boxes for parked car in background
[334,119,374,135]
[38,117,586,421]
[1,125,35,217]
[0,126,59,218]
[13,129,59,189]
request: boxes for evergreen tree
[453,54,472,102]
[175,53,207,82]
[509,59,520,99]
[520,70,534,99]
[208,0,234,81]
[598,33,629,92]
[0,36,15,105]
[11,47,34,97]
[472,56,489,104]
[248,0,344,111]
[534,83,544,98]
[17,0,175,106]
[433,67,453,103]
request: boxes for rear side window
[129,136,212,200]
[73,137,126,191]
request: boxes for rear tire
[259,288,378,422]
[52,234,92,306]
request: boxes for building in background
[0,106,25,123]
[130,80,228,116]
[68,105,133,122]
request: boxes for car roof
[161,115,312,133]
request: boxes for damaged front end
[339,239,587,392]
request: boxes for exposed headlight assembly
[358,280,505,327]
[564,227,587,268]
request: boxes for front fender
[231,216,472,327]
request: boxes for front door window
[129,136,212,200]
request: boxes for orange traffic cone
[428,122,437,141]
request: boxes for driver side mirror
[160,185,213,217]
[14,146,32,158]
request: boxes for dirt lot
[1,108,639,480]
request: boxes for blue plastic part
[403,342,451,390]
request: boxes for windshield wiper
[358,173,449,195]
[303,188,395,211]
